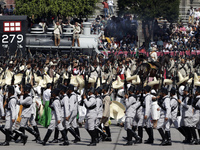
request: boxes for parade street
[0,121,198,150]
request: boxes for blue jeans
[104,8,108,18]
[109,6,114,15]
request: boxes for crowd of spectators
[94,5,200,53]
[91,15,138,52]
[0,5,14,16]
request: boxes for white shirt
[108,0,113,6]
[43,89,51,105]
[54,24,62,35]
[150,51,158,62]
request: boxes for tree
[118,0,180,50]
[15,0,98,19]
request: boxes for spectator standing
[102,0,109,18]
[0,5,3,16]
[108,0,114,16]
[68,21,81,47]
[188,7,194,24]
[9,5,14,15]
[53,21,62,46]
[3,6,8,15]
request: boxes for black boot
[182,127,191,143]
[0,126,14,141]
[25,127,39,142]
[190,127,198,145]
[103,126,112,141]
[87,130,96,146]
[49,128,59,143]
[144,127,150,142]
[32,126,41,142]
[158,128,166,145]
[132,129,141,144]
[14,127,24,142]
[95,129,100,143]
[39,129,53,146]
[13,129,28,145]
[198,129,200,144]
[132,126,137,132]
[177,127,186,138]
[59,130,69,146]
[124,129,133,146]
[0,129,10,146]
[163,131,172,146]
[138,126,143,143]
[68,127,80,143]
[144,128,154,144]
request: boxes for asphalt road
[0,122,199,150]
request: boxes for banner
[0,16,27,56]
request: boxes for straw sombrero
[70,75,78,87]
[132,75,141,85]
[112,76,124,89]
[110,101,125,121]
[164,79,173,85]
[177,72,189,85]
[188,73,200,86]
[76,75,85,88]
[14,73,23,85]
[148,77,160,87]
[125,71,137,81]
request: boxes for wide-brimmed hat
[62,72,69,79]
[188,73,200,86]
[164,79,173,85]
[76,75,85,88]
[14,73,23,85]
[148,77,159,87]
[53,74,60,83]
[39,79,47,88]
[34,74,42,84]
[132,75,141,85]
[86,75,96,83]
[44,74,53,84]
[125,70,137,81]
[112,76,124,89]
[70,75,78,87]
[110,101,125,121]
[177,72,189,85]
[96,77,106,88]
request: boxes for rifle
[124,72,128,95]
[31,64,36,86]
[80,67,89,106]
[188,73,194,105]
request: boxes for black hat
[196,86,200,93]
[24,84,32,92]
[68,84,74,91]
[170,87,176,95]
[59,84,67,93]
[184,86,190,92]
[161,87,168,95]
[51,88,60,96]
[88,87,95,93]
[103,84,109,92]
[8,85,15,95]
[136,85,142,92]
[95,87,102,94]
[144,85,151,92]
[128,85,135,93]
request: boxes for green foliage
[15,0,98,18]
[118,0,180,23]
